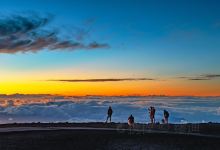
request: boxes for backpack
[152,107,156,114]
[108,108,113,115]
[130,116,134,123]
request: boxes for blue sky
[0,0,219,72]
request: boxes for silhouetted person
[148,106,156,124]
[106,106,113,123]
[128,114,134,128]
[163,110,169,124]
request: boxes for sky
[0,0,220,96]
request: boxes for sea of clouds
[0,95,219,124]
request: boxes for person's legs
[150,117,153,124]
[110,115,111,123]
[165,118,168,124]
[150,115,155,124]
[106,115,109,123]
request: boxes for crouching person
[128,114,135,128]
[163,110,169,124]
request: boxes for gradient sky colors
[0,0,220,96]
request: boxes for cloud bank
[0,95,219,124]
[0,13,109,54]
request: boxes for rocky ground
[0,122,219,150]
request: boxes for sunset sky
[0,0,220,96]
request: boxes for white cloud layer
[0,95,219,124]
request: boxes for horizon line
[0,93,219,97]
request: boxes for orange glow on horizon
[0,80,219,97]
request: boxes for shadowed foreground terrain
[0,122,219,150]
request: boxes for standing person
[105,106,113,123]
[152,107,156,123]
[128,114,134,128]
[163,110,169,124]
[148,106,156,124]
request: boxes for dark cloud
[177,77,188,79]
[188,78,210,81]
[0,14,52,36]
[71,18,95,41]
[178,74,220,81]
[48,78,155,82]
[203,74,220,78]
[0,13,109,54]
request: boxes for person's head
[109,106,111,109]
